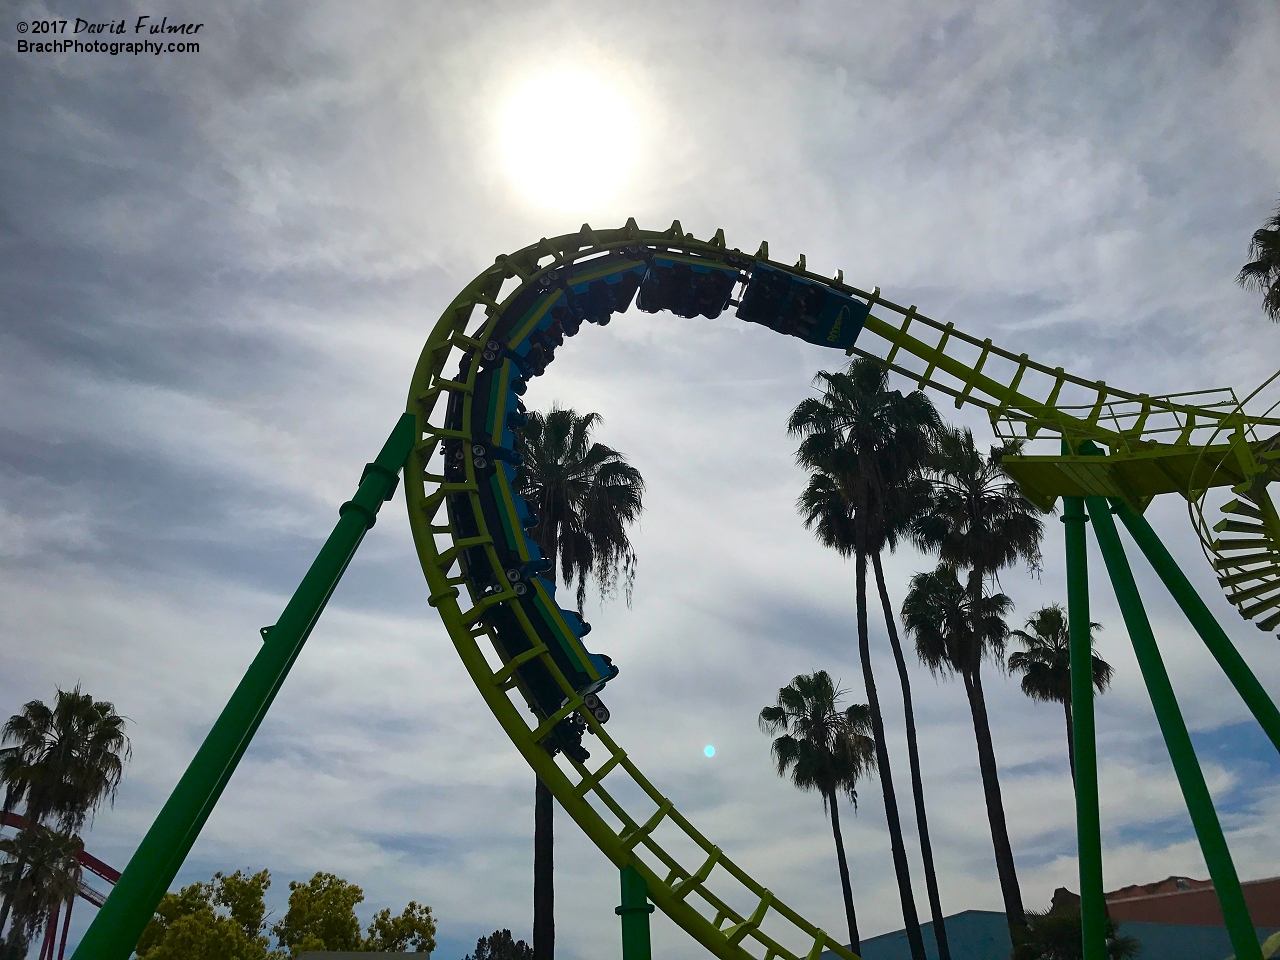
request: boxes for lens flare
[704,745,715,758]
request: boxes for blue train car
[736,263,869,350]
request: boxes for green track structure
[74,220,1280,960]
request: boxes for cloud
[2,1,1279,957]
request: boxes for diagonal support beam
[73,414,419,960]
[1109,499,1280,756]
[1086,496,1261,960]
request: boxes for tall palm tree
[1237,196,1280,322]
[911,426,1045,930]
[790,359,941,960]
[1008,605,1113,787]
[901,566,1020,934]
[799,468,957,960]
[759,671,876,956]
[514,405,645,960]
[0,687,130,938]
[872,477,954,960]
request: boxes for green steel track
[404,219,1280,960]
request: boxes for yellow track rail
[404,221,1280,960]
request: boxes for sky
[2,1,1280,958]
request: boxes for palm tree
[0,828,82,958]
[1237,196,1280,322]
[872,478,955,960]
[789,359,941,960]
[759,671,876,955]
[1009,605,1114,787]
[515,404,644,610]
[798,468,956,960]
[514,405,645,960]
[0,687,131,938]
[901,566,1021,933]
[911,426,1045,930]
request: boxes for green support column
[73,414,418,960]
[616,865,655,960]
[1063,495,1107,960]
[1085,497,1262,960]
[1110,499,1280,755]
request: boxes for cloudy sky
[3,1,1280,957]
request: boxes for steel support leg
[616,865,655,960]
[1063,494,1106,960]
[1110,499,1280,754]
[1086,497,1261,960]
[73,414,418,960]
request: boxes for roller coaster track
[405,220,1280,960]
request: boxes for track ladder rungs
[723,890,773,946]
[1215,551,1278,571]
[619,798,673,852]
[437,535,492,570]
[575,751,625,798]
[804,934,831,960]
[1239,591,1280,620]
[671,846,722,902]
[1214,518,1267,535]
[1219,567,1279,588]
[1212,538,1277,552]
[1224,499,1264,520]
[1225,578,1280,605]
[531,697,584,744]
[491,645,548,691]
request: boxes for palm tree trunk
[961,666,1026,930]
[533,776,554,960]
[873,554,951,960]
[856,550,927,960]
[534,536,558,960]
[0,854,26,936]
[828,792,860,955]
[1064,700,1076,789]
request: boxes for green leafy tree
[463,929,534,960]
[1008,605,1113,786]
[514,404,645,960]
[910,426,1045,930]
[137,869,436,958]
[135,870,279,960]
[1237,197,1280,322]
[759,671,876,955]
[789,359,943,960]
[272,872,365,955]
[0,686,130,938]
[363,901,437,953]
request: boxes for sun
[496,65,642,212]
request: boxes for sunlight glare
[497,65,641,211]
